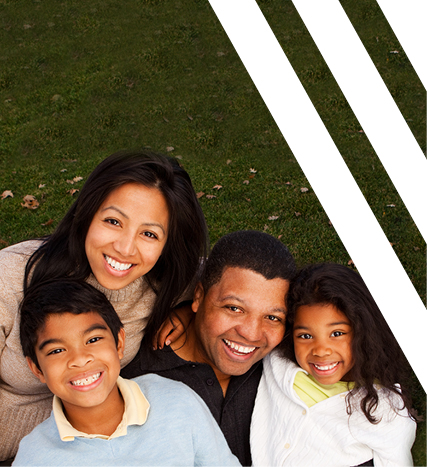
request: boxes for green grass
[1,0,425,463]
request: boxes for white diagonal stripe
[292,0,427,242]
[377,0,427,90]
[208,0,427,391]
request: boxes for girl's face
[293,304,354,385]
[85,183,169,290]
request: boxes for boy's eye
[47,348,64,356]
[87,336,102,344]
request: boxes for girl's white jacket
[250,351,416,467]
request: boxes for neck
[171,322,231,396]
[63,385,124,436]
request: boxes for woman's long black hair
[24,149,208,343]
[280,262,416,424]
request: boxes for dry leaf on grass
[249,168,257,173]
[294,212,301,217]
[386,204,395,208]
[21,195,39,209]
[206,194,216,199]
[166,146,174,152]
[348,260,354,267]
[60,169,67,172]
[268,216,279,221]
[226,159,232,165]
[38,184,46,188]
[285,182,292,186]
[196,192,205,199]
[300,187,309,193]
[1,190,13,199]
[68,189,79,196]
[42,219,54,226]
[73,176,83,183]
[243,180,249,185]
[212,185,222,190]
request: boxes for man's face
[192,266,289,382]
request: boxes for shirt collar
[53,376,150,442]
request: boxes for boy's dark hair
[201,230,296,292]
[280,262,415,424]
[20,280,123,371]
[24,149,208,345]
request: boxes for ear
[117,328,125,360]
[26,357,46,384]
[191,282,205,313]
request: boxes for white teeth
[104,255,133,271]
[71,373,101,386]
[224,339,256,354]
[314,362,339,371]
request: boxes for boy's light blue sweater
[13,374,241,466]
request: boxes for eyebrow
[38,323,109,352]
[219,295,286,314]
[101,206,166,235]
[294,321,350,331]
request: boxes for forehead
[37,312,110,342]
[205,266,289,306]
[295,304,350,326]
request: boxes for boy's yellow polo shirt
[52,376,150,441]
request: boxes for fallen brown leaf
[206,194,216,199]
[166,146,174,152]
[300,187,309,193]
[21,195,39,209]
[295,212,301,217]
[243,180,249,185]
[226,159,232,165]
[249,175,255,179]
[68,189,79,196]
[1,190,13,199]
[212,185,222,190]
[414,246,420,252]
[38,184,46,189]
[268,216,279,221]
[73,176,83,183]
[249,168,257,173]
[41,219,54,226]
[196,192,205,199]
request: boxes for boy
[14,280,240,466]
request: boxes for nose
[113,230,137,257]
[236,315,263,343]
[68,348,94,368]
[312,341,332,357]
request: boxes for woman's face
[85,183,169,290]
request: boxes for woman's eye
[104,218,120,226]
[331,331,344,337]
[143,231,158,239]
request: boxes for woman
[0,149,208,460]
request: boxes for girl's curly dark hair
[279,262,416,424]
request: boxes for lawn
[0,0,425,463]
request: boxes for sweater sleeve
[349,389,416,467]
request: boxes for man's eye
[266,315,281,322]
[227,306,240,312]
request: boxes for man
[121,230,296,466]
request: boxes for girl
[0,149,208,460]
[250,263,417,467]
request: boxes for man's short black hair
[201,230,296,292]
[20,280,123,370]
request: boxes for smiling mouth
[312,362,339,371]
[70,373,102,387]
[223,339,257,355]
[104,254,133,271]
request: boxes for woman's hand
[153,303,194,350]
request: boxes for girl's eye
[87,337,102,344]
[47,348,64,356]
[298,333,312,340]
[331,331,344,337]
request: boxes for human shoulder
[13,414,60,465]
[0,239,43,267]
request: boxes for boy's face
[27,312,125,413]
